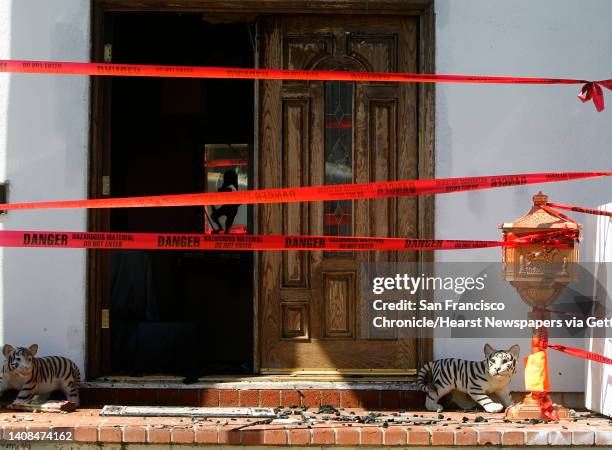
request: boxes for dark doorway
[107,13,255,378]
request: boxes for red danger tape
[549,344,612,366]
[546,202,612,218]
[0,172,609,211]
[1,60,611,111]
[0,230,570,251]
[541,204,578,225]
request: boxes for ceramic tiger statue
[1,344,80,405]
[417,344,519,413]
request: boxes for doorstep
[80,379,426,409]
[80,379,585,410]
[0,408,611,447]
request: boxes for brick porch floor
[1,408,611,446]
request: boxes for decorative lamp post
[500,192,580,420]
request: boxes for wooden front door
[258,15,422,373]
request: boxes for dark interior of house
[108,13,255,378]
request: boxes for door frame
[88,0,434,379]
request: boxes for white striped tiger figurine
[1,344,80,405]
[417,344,519,413]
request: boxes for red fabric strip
[0,59,592,84]
[532,391,559,421]
[0,230,566,251]
[546,202,612,218]
[0,172,608,211]
[540,204,579,224]
[0,59,610,111]
[205,159,248,168]
[578,81,612,112]
[325,119,353,129]
[530,326,559,421]
[549,344,612,366]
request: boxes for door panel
[281,98,310,288]
[322,272,355,339]
[259,15,419,372]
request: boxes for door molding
[94,0,432,15]
[88,0,434,379]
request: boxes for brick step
[80,381,584,410]
[80,381,425,409]
[1,409,610,446]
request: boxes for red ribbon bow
[579,80,612,112]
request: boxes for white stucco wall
[434,0,612,393]
[0,0,610,395]
[0,1,90,373]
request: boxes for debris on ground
[2,404,610,438]
[232,407,606,431]
[317,405,338,415]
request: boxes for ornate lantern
[500,192,581,420]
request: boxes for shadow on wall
[1,1,90,373]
